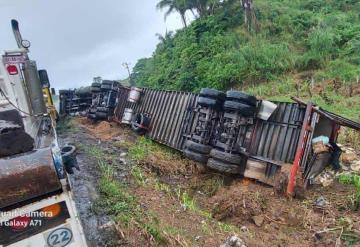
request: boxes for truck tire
[101,84,112,90]
[210,149,244,165]
[131,113,151,134]
[207,158,240,174]
[91,82,101,88]
[96,111,108,119]
[102,80,113,85]
[88,113,97,119]
[183,149,209,164]
[226,91,257,106]
[223,101,255,116]
[91,87,100,93]
[200,88,225,100]
[96,107,109,113]
[61,145,79,174]
[185,140,212,154]
[197,97,218,108]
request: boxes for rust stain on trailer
[0,148,61,209]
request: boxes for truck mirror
[38,69,50,87]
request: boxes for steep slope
[130,0,360,122]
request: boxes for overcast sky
[0,0,187,90]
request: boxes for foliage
[132,0,360,93]
[338,174,360,210]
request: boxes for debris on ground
[219,235,246,247]
[314,196,329,208]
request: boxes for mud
[74,117,124,141]
[58,127,122,246]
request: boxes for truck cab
[0,20,87,247]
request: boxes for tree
[241,0,258,31]
[157,0,189,27]
[187,0,209,17]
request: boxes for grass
[56,116,80,134]
[338,174,360,210]
[128,136,180,163]
[80,144,166,244]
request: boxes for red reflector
[10,215,31,231]
[6,65,18,75]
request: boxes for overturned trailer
[114,86,360,194]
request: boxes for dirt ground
[58,117,360,247]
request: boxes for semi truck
[0,20,87,247]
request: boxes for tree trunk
[180,13,187,28]
[242,0,256,31]
[190,9,198,18]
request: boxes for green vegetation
[56,117,80,134]
[131,0,360,121]
[128,136,180,163]
[80,144,167,244]
[338,173,360,210]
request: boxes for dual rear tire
[183,140,212,164]
[207,148,246,175]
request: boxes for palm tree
[157,0,189,28]
[187,0,209,17]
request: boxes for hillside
[130,0,360,123]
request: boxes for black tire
[207,158,241,174]
[91,87,100,93]
[210,149,244,165]
[183,149,209,164]
[88,113,97,119]
[223,101,256,116]
[96,111,108,119]
[185,140,212,154]
[200,88,225,100]
[96,107,109,113]
[88,108,96,114]
[226,91,257,106]
[131,113,151,134]
[101,84,112,90]
[197,96,218,108]
[91,82,101,88]
[102,80,114,85]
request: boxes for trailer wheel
[96,111,108,119]
[131,113,151,134]
[226,91,257,106]
[88,113,97,119]
[91,82,101,88]
[91,87,100,93]
[200,88,225,100]
[223,101,255,116]
[210,149,244,165]
[101,84,112,90]
[197,97,218,108]
[183,149,209,164]
[88,108,96,114]
[207,158,240,174]
[185,140,212,154]
[102,80,115,85]
[96,107,109,113]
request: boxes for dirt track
[58,118,360,247]
[58,124,122,246]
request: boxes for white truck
[0,20,87,247]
